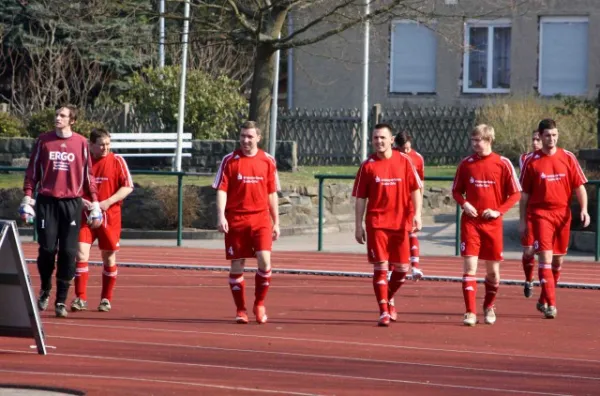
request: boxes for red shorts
[225,211,273,260]
[531,208,571,255]
[460,216,503,261]
[521,215,534,247]
[79,211,121,251]
[366,227,409,264]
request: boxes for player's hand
[412,214,422,232]
[217,215,229,233]
[482,209,500,220]
[355,225,366,244]
[88,202,103,229]
[272,223,281,241]
[81,198,95,211]
[18,196,36,224]
[462,202,478,217]
[99,199,112,212]
[411,266,424,282]
[581,211,591,228]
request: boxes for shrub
[26,108,105,138]
[476,96,597,161]
[119,66,247,139]
[153,185,200,228]
[0,111,26,137]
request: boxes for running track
[0,243,598,395]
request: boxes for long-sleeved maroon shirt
[23,131,98,201]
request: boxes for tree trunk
[248,43,276,150]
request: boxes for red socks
[254,269,272,306]
[373,269,389,315]
[74,261,89,300]
[538,263,555,306]
[462,273,477,313]
[483,277,499,309]
[101,265,118,301]
[388,267,408,301]
[522,255,535,282]
[552,265,561,286]
[229,273,246,311]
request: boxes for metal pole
[159,0,165,68]
[287,15,294,110]
[317,178,324,251]
[177,174,183,247]
[175,0,190,172]
[269,35,281,157]
[595,184,600,261]
[360,0,370,162]
[455,203,461,256]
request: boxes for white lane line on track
[0,367,320,396]
[49,335,600,382]
[0,351,571,395]
[44,321,600,364]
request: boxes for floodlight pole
[361,0,370,162]
[175,0,190,172]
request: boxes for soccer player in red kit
[519,130,542,298]
[452,124,521,326]
[21,105,102,318]
[519,119,589,319]
[71,128,134,313]
[394,131,425,279]
[353,123,423,327]
[213,121,280,324]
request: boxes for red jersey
[83,153,134,216]
[405,149,425,181]
[452,152,521,215]
[23,131,97,200]
[519,153,529,171]
[520,148,587,213]
[352,151,422,230]
[213,149,280,215]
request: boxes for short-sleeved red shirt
[405,149,425,182]
[212,149,280,215]
[83,153,134,216]
[520,148,587,213]
[352,151,422,230]
[452,153,521,215]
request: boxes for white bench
[109,133,193,158]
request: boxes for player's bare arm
[268,191,280,240]
[519,192,530,235]
[575,185,591,228]
[354,198,367,244]
[216,190,229,233]
[100,186,133,212]
[410,188,423,232]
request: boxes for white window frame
[389,19,437,94]
[462,19,511,94]
[538,16,589,96]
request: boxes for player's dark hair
[57,104,78,122]
[538,119,556,133]
[394,131,412,147]
[240,120,261,135]
[90,128,111,143]
[374,123,394,136]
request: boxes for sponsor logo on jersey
[469,176,495,187]
[49,151,76,171]
[540,172,565,182]
[237,173,263,184]
[374,175,402,185]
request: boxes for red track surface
[0,243,599,395]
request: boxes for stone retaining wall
[0,184,457,232]
[0,138,298,172]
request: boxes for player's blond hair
[471,124,495,143]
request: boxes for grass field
[0,165,457,189]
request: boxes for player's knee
[38,246,56,265]
[230,259,245,274]
[101,251,117,266]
